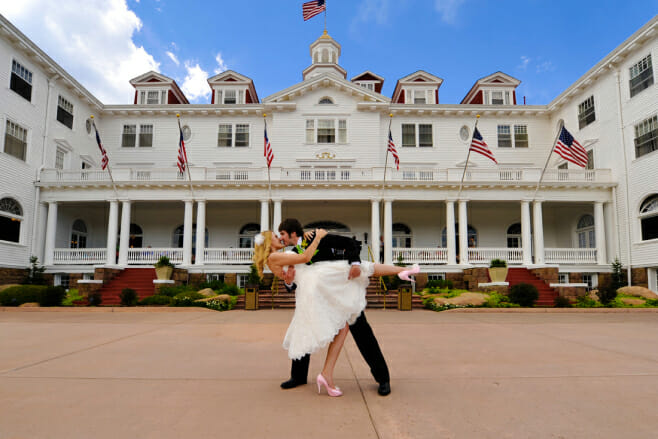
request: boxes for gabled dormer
[351,71,384,94]
[391,71,443,104]
[461,71,521,105]
[207,70,259,105]
[302,30,347,80]
[129,71,189,105]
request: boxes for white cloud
[349,0,390,37]
[166,51,180,66]
[214,52,228,74]
[3,0,160,104]
[536,60,555,73]
[434,0,465,24]
[518,56,531,71]
[181,62,210,102]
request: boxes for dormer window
[484,90,510,105]
[405,89,434,104]
[216,89,246,104]
[356,82,375,91]
[139,90,168,105]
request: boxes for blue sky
[3,1,657,104]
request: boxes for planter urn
[488,267,508,283]
[155,266,173,280]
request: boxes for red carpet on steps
[506,267,558,307]
[98,268,157,305]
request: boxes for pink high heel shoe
[398,264,420,282]
[316,373,343,397]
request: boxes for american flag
[177,121,188,174]
[554,126,588,168]
[264,122,274,168]
[303,0,325,21]
[387,129,400,170]
[92,122,109,170]
[469,127,497,164]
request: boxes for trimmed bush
[597,285,618,306]
[484,292,519,308]
[575,295,598,308]
[0,285,47,306]
[40,286,66,306]
[197,279,225,291]
[159,285,196,297]
[426,279,454,289]
[120,288,138,306]
[205,295,237,311]
[138,295,172,306]
[170,291,206,307]
[489,258,507,268]
[644,298,658,307]
[87,291,102,306]
[62,288,84,306]
[554,296,573,308]
[220,283,242,296]
[508,283,539,307]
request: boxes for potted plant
[154,255,174,280]
[488,258,508,283]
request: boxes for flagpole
[90,116,118,199]
[381,113,393,196]
[532,120,564,201]
[457,114,480,200]
[264,114,273,229]
[177,114,195,199]
[324,0,327,32]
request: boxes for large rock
[620,297,645,306]
[0,284,20,292]
[19,302,39,307]
[617,286,658,299]
[434,292,488,306]
[197,288,216,297]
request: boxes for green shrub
[575,294,598,308]
[554,296,573,308]
[159,285,195,297]
[644,298,658,307]
[170,291,206,307]
[246,264,262,287]
[508,283,539,307]
[154,255,174,268]
[489,259,507,268]
[138,295,172,306]
[220,284,242,296]
[426,279,454,289]
[40,286,66,306]
[62,288,84,306]
[120,288,138,306]
[610,257,627,291]
[483,292,519,308]
[87,291,102,306]
[0,285,47,306]
[23,256,47,285]
[597,285,618,306]
[197,279,225,291]
[205,295,237,311]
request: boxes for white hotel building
[1,14,657,292]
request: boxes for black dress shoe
[280,378,306,389]
[377,382,391,396]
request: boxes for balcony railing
[545,248,597,264]
[40,167,613,185]
[393,247,448,264]
[468,248,523,264]
[53,248,107,264]
[127,248,183,264]
[204,248,254,264]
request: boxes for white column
[384,199,393,265]
[260,200,269,232]
[43,202,58,266]
[182,200,194,266]
[458,200,468,265]
[118,200,131,266]
[371,199,380,263]
[533,201,545,265]
[521,200,532,265]
[594,201,607,265]
[446,200,456,265]
[106,200,119,265]
[195,200,206,266]
[272,199,282,232]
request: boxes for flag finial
[176,113,180,118]
[263,113,267,118]
[389,113,393,118]
[90,115,94,119]
[476,114,480,119]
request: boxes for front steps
[97,268,156,305]
[506,268,559,307]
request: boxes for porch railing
[204,248,254,264]
[127,248,183,264]
[53,248,107,264]
[393,247,448,264]
[545,248,597,264]
[468,248,523,264]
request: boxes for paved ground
[1,308,657,439]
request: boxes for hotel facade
[1,14,657,292]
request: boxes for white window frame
[497,124,528,148]
[578,95,596,129]
[634,114,658,159]
[355,81,376,91]
[217,123,250,148]
[4,119,28,161]
[55,147,66,170]
[216,88,246,105]
[139,88,168,105]
[0,197,23,244]
[405,88,434,105]
[558,273,569,284]
[401,123,433,148]
[427,273,446,281]
[629,54,654,98]
[484,89,511,105]
[305,118,348,145]
[121,124,154,147]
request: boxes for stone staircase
[97,268,156,305]
[506,267,558,307]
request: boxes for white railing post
[44,202,58,266]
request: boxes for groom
[277,218,391,396]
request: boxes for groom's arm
[323,234,361,265]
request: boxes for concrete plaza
[1,307,657,439]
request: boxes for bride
[253,229,419,397]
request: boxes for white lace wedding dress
[282,258,374,360]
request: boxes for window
[54,274,70,289]
[139,90,167,105]
[402,124,433,147]
[498,124,528,148]
[172,224,208,251]
[121,124,152,147]
[206,273,225,283]
[224,90,237,104]
[57,95,74,129]
[4,120,27,161]
[319,97,334,104]
[506,223,522,248]
[640,195,658,241]
[581,273,598,291]
[217,123,250,147]
[239,223,260,248]
[357,82,375,91]
[139,124,153,147]
[305,119,347,144]
[578,96,596,129]
[55,148,65,170]
[237,274,248,289]
[70,219,87,249]
[413,90,426,104]
[441,224,478,248]
[484,90,510,105]
[629,54,654,98]
[558,163,568,170]
[558,273,569,284]
[491,91,504,105]
[0,198,23,242]
[634,114,657,159]
[427,273,446,281]
[10,59,33,101]
[122,125,136,147]
[577,214,595,248]
[392,223,412,248]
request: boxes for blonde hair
[252,231,273,278]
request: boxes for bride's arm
[268,228,327,267]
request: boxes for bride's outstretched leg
[320,323,349,389]
[372,263,420,279]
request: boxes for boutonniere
[301,240,309,249]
